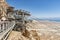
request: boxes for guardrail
[0,21,15,40]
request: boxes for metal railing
[0,20,15,40]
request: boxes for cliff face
[0,0,9,13]
[0,0,13,16]
[7,20,60,40]
[0,0,14,19]
[0,0,9,19]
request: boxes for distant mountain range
[40,17,60,22]
[31,17,60,22]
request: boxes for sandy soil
[7,20,60,40]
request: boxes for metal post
[3,21,5,31]
[6,22,8,29]
[0,24,1,32]
[1,23,3,32]
[4,22,6,30]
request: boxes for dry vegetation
[7,20,60,40]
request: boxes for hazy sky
[7,0,60,18]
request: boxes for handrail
[0,21,15,40]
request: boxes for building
[14,9,31,24]
[13,9,31,32]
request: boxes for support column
[22,12,25,24]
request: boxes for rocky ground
[7,20,60,40]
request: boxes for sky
[6,0,60,18]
